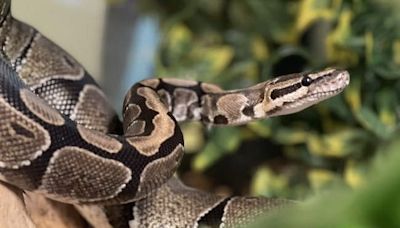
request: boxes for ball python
[0,0,350,227]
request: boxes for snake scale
[0,0,350,227]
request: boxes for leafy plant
[134,0,400,224]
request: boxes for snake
[0,0,350,227]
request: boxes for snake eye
[301,76,313,86]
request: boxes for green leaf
[249,133,400,228]
[355,107,392,139]
[193,127,241,171]
[251,166,288,197]
[272,127,309,145]
[307,128,369,157]
[193,141,221,172]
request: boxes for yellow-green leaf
[356,107,391,139]
[273,127,309,145]
[181,123,204,153]
[191,45,234,75]
[307,129,369,157]
[167,23,192,49]
[247,121,271,138]
[296,0,337,34]
[344,160,366,188]
[326,9,359,65]
[251,166,288,196]
[308,169,337,191]
[193,142,221,171]
[344,75,361,112]
[251,36,269,61]
[394,40,400,65]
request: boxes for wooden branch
[0,182,88,228]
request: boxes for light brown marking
[308,68,336,80]
[140,79,160,89]
[135,145,184,199]
[137,86,168,113]
[71,85,116,133]
[20,89,65,126]
[126,87,175,156]
[216,94,249,123]
[39,146,131,203]
[127,115,175,156]
[200,83,223,93]
[262,86,308,116]
[0,96,51,169]
[3,19,36,67]
[200,95,215,123]
[162,78,198,87]
[253,103,266,118]
[16,34,84,86]
[77,125,122,153]
[172,88,198,122]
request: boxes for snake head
[261,68,350,117]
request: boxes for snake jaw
[308,69,350,99]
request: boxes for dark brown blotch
[270,83,302,100]
[200,114,210,123]
[197,197,231,226]
[242,106,254,117]
[10,122,35,139]
[213,115,228,125]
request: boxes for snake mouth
[309,86,346,100]
[308,69,350,99]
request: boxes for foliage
[250,132,400,227]
[135,0,400,225]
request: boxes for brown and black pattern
[0,59,186,204]
[19,88,65,126]
[38,146,132,203]
[0,95,51,169]
[0,0,350,227]
[71,84,118,133]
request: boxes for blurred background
[12,0,400,226]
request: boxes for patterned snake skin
[0,1,350,227]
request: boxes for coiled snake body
[0,1,350,227]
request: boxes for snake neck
[122,79,266,135]
[200,83,267,125]
[123,69,349,132]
